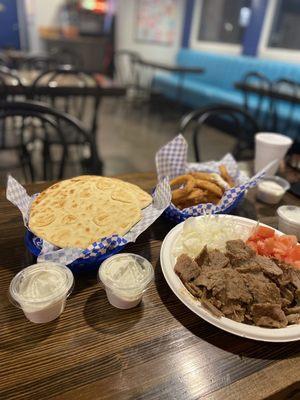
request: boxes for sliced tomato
[292,260,300,269]
[256,240,267,255]
[277,235,298,249]
[287,244,300,262]
[245,224,300,269]
[255,226,275,239]
[261,237,276,256]
[246,240,258,252]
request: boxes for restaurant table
[1,172,300,400]
[235,81,300,104]
[136,60,204,103]
[0,70,126,98]
[0,70,126,160]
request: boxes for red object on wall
[80,0,108,14]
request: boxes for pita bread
[29,176,151,249]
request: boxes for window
[259,0,300,61]
[197,0,251,45]
[190,0,251,53]
[268,0,300,50]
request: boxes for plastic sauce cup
[9,262,74,323]
[277,205,300,240]
[98,253,154,309]
[257,176,290,205]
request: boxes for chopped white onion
[172,216,250,259]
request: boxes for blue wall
[0,0,20,50]
[181,0,269,56]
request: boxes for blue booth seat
[153,49,300,138]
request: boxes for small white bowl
[257,176,290,204]
[277,205,300,240]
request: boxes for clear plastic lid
[98,253,154,292]
[277,205,300,226]
[9,262,74,308]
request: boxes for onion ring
[171,175,196,202]
[174,188,205,209]
[219,165,235,188]
[194,179,224,197]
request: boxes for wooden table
[1,172,300,400]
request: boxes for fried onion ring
[190,171,216,182]
[175,188,205,209]
[194,179,223,197]
[219,165,235,188]
[170,175,195,202]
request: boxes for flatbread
[66,175,152,209]
[28,176,151,249]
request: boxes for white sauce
[101,257,149,289]
[19,269,66,302]
[277,206,300,240]
[257,180,286,204]
[280,207,300,224]
[99,254,153,309]
[258,181,285,196]
[10,263,74,323]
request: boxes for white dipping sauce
[277,206,300,240]
[99,254,154,309]
[281,207,300,224]
[257,177,289,204]
[259,181,284,196]
[9,263,74,323]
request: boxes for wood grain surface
[0,172,300,400]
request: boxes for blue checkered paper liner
[6,176,171,265]
[156,134,270,221]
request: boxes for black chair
[50,48,82,69]
[242,71,274,131]
[179,104,260,162]
[18,54,58,71]
[272,78,300,133]
[114,50,144,97]
[31,65,101,136]
[0,53,9,67]
[0,70,29,181]
[0,66,23,98]
[0,100,102,181]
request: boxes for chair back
[0,53,9,67]
[242,71,274,130]
[0,100,102,181]
[19,55,58,71]
[272,78,300,134]
[114,50,141,89]
[179,104,260,161]
[0,66,23,99]
[31,66,101,135]
[50,48,82,69]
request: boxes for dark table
[235,81,300,104]
[1,172,300,400]
[0,71,126,98]
[136,60,204,102]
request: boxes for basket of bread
[7,175,171,272]
[156,135,265,223]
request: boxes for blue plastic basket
[25,230,125,273]
[163,192,245,224]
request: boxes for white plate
[160,215,300,342]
